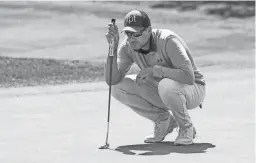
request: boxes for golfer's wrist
[153,65,164,78]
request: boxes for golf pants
[111,74,206,129]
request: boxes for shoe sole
[174,142,193,146]
[144,138,164,143]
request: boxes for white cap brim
[121,26,143,33]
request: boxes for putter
[99,18,116,150]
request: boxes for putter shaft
[100,18,116,150]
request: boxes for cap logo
[128,15,136,24]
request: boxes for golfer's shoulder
[152,29,181,43]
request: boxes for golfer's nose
[127,36,136,42]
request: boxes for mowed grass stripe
[0,56,104,88]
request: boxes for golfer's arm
[153,37,195,85]
[104,47,133,85]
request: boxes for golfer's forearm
[162,67,194,85]
[104,56,122,85]
[153,65,195,85]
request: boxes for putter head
[99,143,109,149]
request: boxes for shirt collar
[149,33,156,52]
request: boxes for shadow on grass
[115,141,216,156]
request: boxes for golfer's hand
[136,67,153,85]
[105,22,119,49]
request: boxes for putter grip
[109,18,116,57]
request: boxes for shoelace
[179,128,189,138]
[154,118,173,137]
[153,120,161,137]
[153,117,178,137]
[178,127,194,139]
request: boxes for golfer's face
[125,27,149,50]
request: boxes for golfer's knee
[111,77,135,101]
[111,83,123,101]
[158,78,185,109]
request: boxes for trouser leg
[158,78,206,128]
[111,75,169,122]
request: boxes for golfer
[105,9,206,145]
